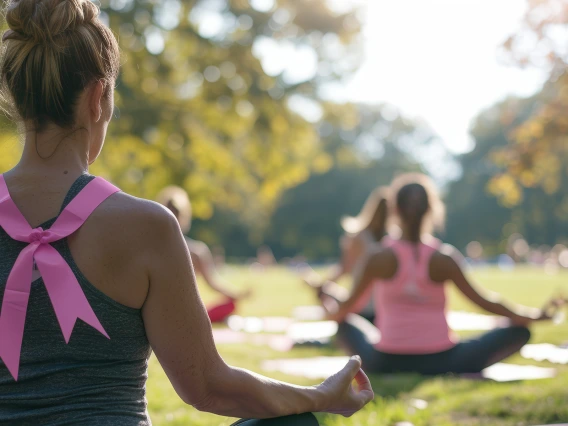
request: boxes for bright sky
[146,0,549,155]
[335,0,548,154]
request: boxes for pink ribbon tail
[36,244,109,342]
[0,243,36,381]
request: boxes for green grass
[147,266,568,426]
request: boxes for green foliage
[446,95,568,252]
[190,103,429,260]
[94,0,363,220]
[491,0,568,202]
[263,103,426,259]
[0,129,20,173]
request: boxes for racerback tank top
[374,238,457,354]
[0,174,152,425]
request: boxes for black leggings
[231,413,318,425]
[337,314,531,375]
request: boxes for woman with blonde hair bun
[0,1,373,424]
[304,186,390,323]
[156,185,251,323]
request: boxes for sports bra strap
[0,175,120,381]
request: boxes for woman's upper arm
[438,250,492,309]
[440,243,468,269]
[139,205,226,406]
[330,247,389,321]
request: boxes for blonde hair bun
[1,0,119,130]
[5,0,98,43]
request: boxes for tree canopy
[94,0,363,221]
[490,0,568,204]
[1,0,363,221]
[446,93,568,254]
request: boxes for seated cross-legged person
[0,1,373,424]
[323,173,557,375]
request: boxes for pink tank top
[374,238,457,354]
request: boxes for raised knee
[514,326,531,345]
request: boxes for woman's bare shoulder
[85,191,181,250]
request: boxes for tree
[94,0,363,221]
[445,95,568,253]
[1,0,364,223]
[0,129,20,172]
[255,103,430,260]
[184,102,440,260]
[490,0,568,203]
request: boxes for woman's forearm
[324,264,346,284]
[197,365,323,418]
[481,297,539,320]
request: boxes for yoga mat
[446,311,504,330]
[212,328,248,344]
[293,305,326,321]
[286,321,338,342]
[521,344,568,364]
[262,356,350,379]
[221,311,505,351]
[227,316,294,333]
[293,307,504,331]
[227,315,337,343]
[481,363,556,382]
[212,328,296,352]
[261,357,556,382]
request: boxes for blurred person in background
[212,245,226,268]
[321,173,560,375]
[157,186,252,323]
[257,245,277,267]
[0,1,373,423]
[507,233,529,264]
[465,241,485,266]
[303,186,390,323]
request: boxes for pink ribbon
[0,175,120,380]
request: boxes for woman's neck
[368,228,385,241]
[12,127,89,180]
[400,225,421,243]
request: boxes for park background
[1,1,568,425]
[1,0,567,263]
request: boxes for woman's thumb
[339,356,362,382]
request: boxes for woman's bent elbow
[190,391,220,413]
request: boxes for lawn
[146,265,568,426]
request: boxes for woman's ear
[89,81,105,123]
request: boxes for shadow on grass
[368,373,426,398]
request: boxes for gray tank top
[0,175,152,425]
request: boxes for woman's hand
[232,288,253,300]
[301,270,325,292]
[316,356,374,417]
[510,296,566,326]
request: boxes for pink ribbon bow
[0,176,120,380]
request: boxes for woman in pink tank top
[322,173,558,375]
